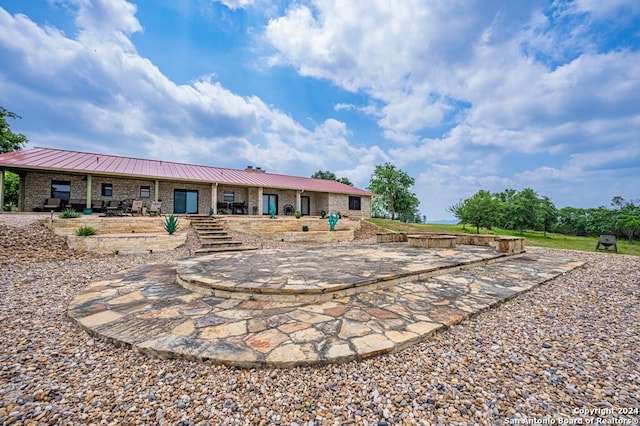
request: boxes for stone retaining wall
[42,216,188,237]
[224,216,360,241]
[377,232,525,255]
[282,230,354,243]
[66,233,187,254]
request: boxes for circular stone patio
[67,244,583,368]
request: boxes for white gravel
[0,214,638,425]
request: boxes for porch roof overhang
[0,147,374,197]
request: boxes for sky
[0,0,639,221]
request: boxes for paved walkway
[67,244,584,368]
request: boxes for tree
[538,196,558,237]
[509,188,540,234]
[493,189,517,228]
[1,107,28,153]
[336,177,353,186]
[447,199,466,228]
[311,170,353,186]
[2,171,19,209]
[460,190,499,234]
[618,211,640,242]
[367,163,420,221]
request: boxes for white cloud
[214,0,256,10]
[0,1,386,185]
[265,0,640,162]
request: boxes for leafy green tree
[1,107,28,153]
[585,207,616,236]
[538,196,558,236]
[618,211,640,242]
[311,170,353,186]
[2,171,19,209]
[447,199,466,228]
[557,207,588,236]
[367,163,420,221]
[312,170,338,180]
[493,189,517,228]
[460,190,499,234]
[509,188,540,234]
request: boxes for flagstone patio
[67,244,584,368]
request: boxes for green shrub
[302,225,309,232]
[320,210,326,218]
[75,226,97,236]
[295,211,302,219]
[59,208,80,218]
[163,214,179,234]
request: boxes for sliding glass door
[174,189,198,214]
[262,194,278,215]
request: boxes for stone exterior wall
[158,181,212,215]
[19,171,372,217]
[327,193,372,218]
[23,172,159,211]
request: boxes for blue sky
[1,0,639,220]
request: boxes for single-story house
[0,147,373,217]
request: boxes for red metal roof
[0,147,373,196]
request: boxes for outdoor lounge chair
[148,201,162,216]
[129,200,143,216]
[92,200,103,213]
[104,200,123,216]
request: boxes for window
[101,183,113,197]
[223,191,235,202]
[349,196,361,210]
[51,180,70,200]
[140,186,150,198]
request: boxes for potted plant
[295,211,302,219]
[320,209,326,218]
[302,225,309,232]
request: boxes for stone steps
[189,216,256,254]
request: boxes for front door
[262,194,278,215]
[301,196,310,216]
[174,189,198,214]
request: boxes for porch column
[211,182,218,214]
[0,168,4,209]
[296,190,302,213]
[85,175,92,209]
[258,187,263,215]
[154,180,159,202]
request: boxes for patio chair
[92,200,103,213]
[104,200,122,216]
[148,201,162,216]
[130,200,143,216]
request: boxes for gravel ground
[0,214,638,425]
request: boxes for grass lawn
[366,218,640,257]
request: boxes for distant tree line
[448,189,640,241]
